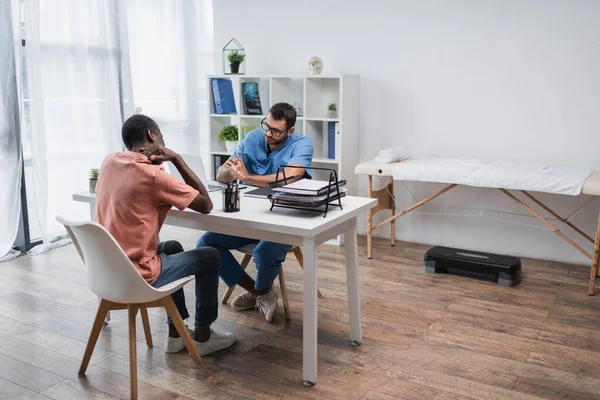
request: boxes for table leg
[344,217,362,345]
[88,201,110,324]
[302,237,318,387]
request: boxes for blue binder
[211,78,236,114]
[327,121,336,159]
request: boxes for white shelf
[207,73,360,246]
[303,117,339,122]
[313,158,339,164]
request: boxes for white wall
[214,0,600,265]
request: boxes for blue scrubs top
[231,129,313,182]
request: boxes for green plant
[89,168,99,180]
[227,50,245,64]
[219,125,239,142]
[328,103,337,111]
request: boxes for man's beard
[266,135,287,146]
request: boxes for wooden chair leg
[162,296,201,365]
[221,254,252,304]
[128,304,139,400]
[588,212,600,296]
[140,307,153,347]
[293,247,322,298]
[278,266,291,321]
[78,299,111,376]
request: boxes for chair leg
[128,304,139,400]
[278,266,291,321]
[221,254,252,304]
[293,247,322,298]
[140,307,153,347]
[78,299,111,376]
[162,296,201,365]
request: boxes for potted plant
[227,50,245,74]
[327,103,337,118]
[219,125,239,153]
[89,168,99,193]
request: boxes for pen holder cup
[223,183,240,213]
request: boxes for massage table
[355,159,600,296]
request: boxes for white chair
[56,217,200,400]
[220,244,322,321]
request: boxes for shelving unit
[207,74,360,245]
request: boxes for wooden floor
[1,226,600,400]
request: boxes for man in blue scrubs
[196,102,313,321]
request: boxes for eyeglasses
[261,118,289,137]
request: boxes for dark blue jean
[151,241,219,328]
[196,232,293,291]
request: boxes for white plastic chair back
[56,216,162,304]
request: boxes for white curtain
[23,0,124,254]
[0,0,22,262]
[122,0,214,160]
[20,0,214,255]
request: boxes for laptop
[164,154,226,192]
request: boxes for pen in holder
[223,182,240,212]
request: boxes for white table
[73,190,377,386]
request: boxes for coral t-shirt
[93,152,199,284]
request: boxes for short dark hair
[121,114,160,150]
[269,102,296,129]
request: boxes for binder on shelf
[327,121,337,159]
[211,78,236,114]
[335,122,341,160]
[269,166,345,217]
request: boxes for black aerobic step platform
[423,246,521,287]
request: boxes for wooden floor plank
[0,353,65,393]
[386,365,542,400]
[0,315,115,366]
[512,376,598,400]
[0,377,51,400]
[41,379,121,400]
[0,299,49,324]
[427,320,600,365]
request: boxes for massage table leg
[500,189,592,260]
[366,175,397,259]
[522,190,594,244]
[589,212,600,296]
[367,176,373,259]
[390,179,396,247]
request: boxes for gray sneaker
[191,329,236,356]
[256,290,278,322]
[164,326,195,353]
[231,292,257,310]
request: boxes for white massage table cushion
[355,160,600,196]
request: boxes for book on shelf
[241,125,256,140]
[241,82,262,115]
